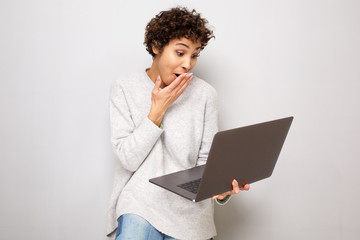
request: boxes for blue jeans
[115,214,213,240]
[115,214,176,240]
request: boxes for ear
[152,44,160,55]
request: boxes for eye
[176,51,184,56]
[192,53,200,59]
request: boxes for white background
[1,0,359,239]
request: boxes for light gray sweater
[107,71,219,240]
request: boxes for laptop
[149,116,293,202]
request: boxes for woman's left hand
[211,179,250,200]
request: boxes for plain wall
[1,0,359,239]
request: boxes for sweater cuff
[144,116,164,133]
[215,195,232,205]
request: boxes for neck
[146,57,165,88]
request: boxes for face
[152,37,202,88]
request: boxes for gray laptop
[149,116,293,202]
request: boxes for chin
[164,78,174,86]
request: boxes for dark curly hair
[144,7,215,57]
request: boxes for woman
[107,7,250,240]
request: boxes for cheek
[158,59,177,84]
[160,56,178,76]
[159,55,175,70]
[191,58,198,69]
[167,55,180,69]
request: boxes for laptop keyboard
[177,178,202,194]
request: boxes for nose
[182,57,192,72]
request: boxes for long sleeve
[193,86,232,205]
[109,81,163,172]
[196,86,219,166]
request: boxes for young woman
[107,7,250,240]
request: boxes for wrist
[216,195,232,205]
[148,110,164,127]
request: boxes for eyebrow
[176,43,202,50]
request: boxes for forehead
[168,37,202,50]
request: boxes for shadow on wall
[214,194,266,239]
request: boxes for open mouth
[174,73,180,77]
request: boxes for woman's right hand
[148,73,193,126]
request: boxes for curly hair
[144,7,215,57]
